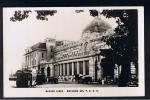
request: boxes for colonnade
[54,60,89,77]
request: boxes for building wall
[45,38,56,62]
[48,31,111,81]
[23,28,115,82]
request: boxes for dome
[83,17,112,33]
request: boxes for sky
[3,7,117,74]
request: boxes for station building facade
[24,18,122,82]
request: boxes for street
[9,81,117,88]
[35,83,117,88]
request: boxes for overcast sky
[3,7,117,73]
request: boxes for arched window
[42,53,44,58]
[50,46,53,52]
[47,67,50,77]
[84,42,88,52]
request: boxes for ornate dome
[83,17,112,33]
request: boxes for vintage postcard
[3,7,144,97]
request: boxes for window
[42,53,44,58]
[79,61,83,74]
[58,65,60,76]
[69,63,72,75]
[51,47,54,52]
[85,60,89,75]
[54,65,56,76]
[74,62,77,75]
[65,63,67,75]
[61,64,63,76]
[84,42,88,52]
[47,67,50,77]
[50,46,53,52]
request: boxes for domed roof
[83,17,112,33]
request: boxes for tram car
[16,70,32,87]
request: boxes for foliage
[35,10,57,21]
[10,10,31,22]
[90,9,138,86]
[89,10,99,17]
[10,10,57,22]
[101,10,138,86]
[75,10,84,13]
[100,10,138,65]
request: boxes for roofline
[24,48,47,55]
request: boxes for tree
[10,10,57,22]
[35,10,57,21]
[100,49,114,78]
[10,10,31,22]
[90,10,138,86]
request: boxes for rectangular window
[54,65,55,76]
[69,63,72,75]
[65,63,67,75]
[74,62,77,75]
[79,61,83,74]
[42,53,44,58]
[85,60,89,75]
[61,64,63,76]
[58,65,60,76]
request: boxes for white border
[3,6,144,97]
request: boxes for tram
[16,70,32,87]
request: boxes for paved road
[9,81,117,88]
[35,83,117,88]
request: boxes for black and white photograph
[3,7,144,97]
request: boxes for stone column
[30,54,31,66]
[57,64,59,76]
[77,61,79,74]
[54,65,56,76]
[50,64,53,77]
[72,62,74,75]
[63,63,65,76]
[89,57,95,80]
[97,61,101,80]
[67,63,69,75]
[30,55,31,66]
[83,61,86,75]
[60,64,62,76]
[29,55,30,66]
[27,56,28,66]
[44,64,47,77]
